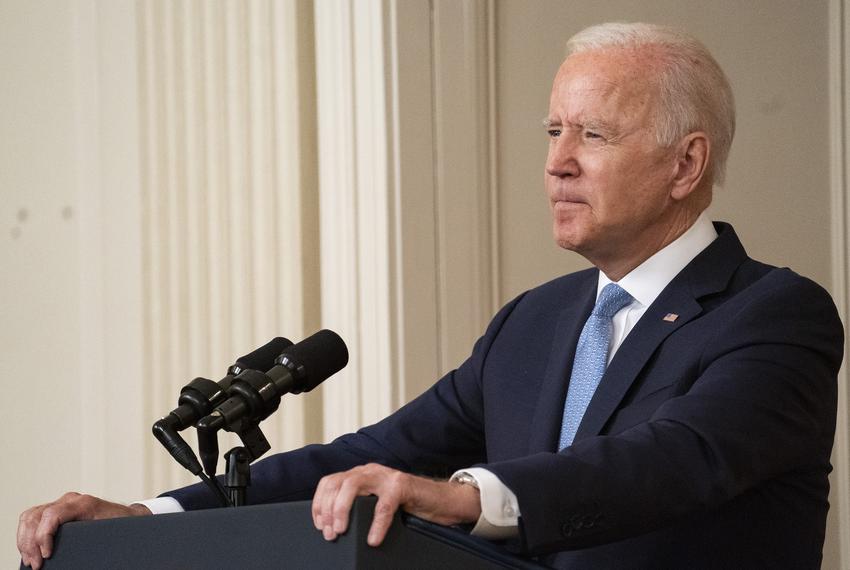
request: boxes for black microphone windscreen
[235,337,292,371]
[282,329,349,391]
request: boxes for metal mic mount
[154,331,348,508]
[196,368,281,506]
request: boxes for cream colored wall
[1,1,147,568]
[1,2,86,562]
[1,0,847,568]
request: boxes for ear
[670,132,710,200]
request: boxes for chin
[553,233,583,253]
[553,221,584,252]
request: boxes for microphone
[152,337,292,474]
[197,330,348,433]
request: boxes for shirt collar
[597,213,718,307]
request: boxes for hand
[311,463,482,547]
[18,492,151,570]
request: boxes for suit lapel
[573,288,702,441]
[526,272,597,454]
[572,222,749,443]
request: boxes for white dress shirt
[140,215,719,535]
[452,213,718,538]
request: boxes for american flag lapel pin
[663,313,679,322]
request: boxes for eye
[584,130,604,140]
[547,128,562,139]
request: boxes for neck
[595,209,702,281]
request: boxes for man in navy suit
[19,22,844,569]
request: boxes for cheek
[581,161,629,210]
[584,156,668,216]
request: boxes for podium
[28,497,549,569]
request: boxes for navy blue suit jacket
[166,223,844,568]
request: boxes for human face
[545,48,681,273]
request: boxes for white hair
[567,22,736,186]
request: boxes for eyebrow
[541,116,618,133]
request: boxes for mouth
[550,195,590,220]
[551,196,588,208]
[548,187,586,204]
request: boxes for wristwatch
[452,472,480,490]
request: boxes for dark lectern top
[25,497,549,569]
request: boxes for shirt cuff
[450,467,519,540]
[133,496,185,514]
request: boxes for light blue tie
[558,283,633,450]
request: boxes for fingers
[18,492,148,569]
[314,468,371,541]
[367,497,397,547]
[18,492,82,570]
[311,474,340,538]
[330,472,366,535]
[320,475,341,540]
[311,464,408,547]
[310,465,481,548]
[34,501,74,559]
[18,504,48,569]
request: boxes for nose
[545,134,580,178]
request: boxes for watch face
[455,473,479,489]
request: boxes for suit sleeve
[484,271,844,555]
[161,292,528,510]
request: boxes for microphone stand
[224,447,252,507]
[198,416,272,507]
[225,421,271,506]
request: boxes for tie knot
[593,283,633,318]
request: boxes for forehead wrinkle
[557,50,660,103]
[566,85,653,134]
[559,74,621,96]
